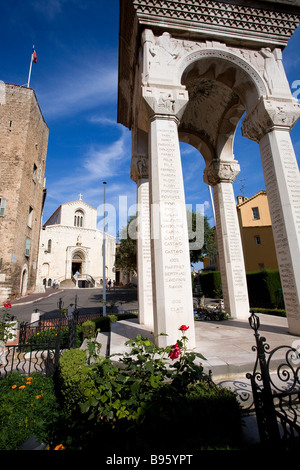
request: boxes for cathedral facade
[37,198,116,289]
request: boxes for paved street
[8,287,138,324]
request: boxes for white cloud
[38,62,117,120]
[43,126,132,222]
[83,128,131,178]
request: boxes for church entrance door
[71,251,85,277]
[72,261,82,276]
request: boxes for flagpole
[27,47,34,88]
[27,45,37,88]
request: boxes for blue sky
[1,0,300,239]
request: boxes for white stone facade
[36,199,115,289]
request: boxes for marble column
[204,160,250,319]
[142,86,195,348]
[242,98,300,335]
[131,136,154,330]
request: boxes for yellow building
[202,190,278,273]
[236,191,278,272]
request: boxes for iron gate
[246,311,300,449]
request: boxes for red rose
[179,325,189,331]
[168,342,181,360]
[4,302,12,309]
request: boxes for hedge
[58,348,96,413]
[198,269,284,309]
[196,271,222,298]
[246,270,283,309]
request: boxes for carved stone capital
[142,85,189,122]
[242,97,300,142]
[131,155,149,183]
[203,160,240,186]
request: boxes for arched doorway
[20,264,28,296]
[71,251,85,277]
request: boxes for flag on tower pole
[27,45,37,88]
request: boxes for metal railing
[0,342,58,378]
[246,311,300,449]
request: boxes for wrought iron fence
[246,311,300,449]
[1,303,139,378]
[0,342,58,378]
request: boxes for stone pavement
[107,313,299,380]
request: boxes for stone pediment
[61,199,96,211]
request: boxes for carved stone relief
[131,155,149,182]
[242,97,300,142]
[142,29,271,105]
[142,85,188,120]
[203,159,240,186]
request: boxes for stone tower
[0,83,49,303]
[118,0,300,346]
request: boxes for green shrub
[94,316,111,332]
[251,307,286,317]
[25,325,82,350]
[93,312,138,333]
[247,270,283,308]
[107,314,118,323]
[76,330,242,452]
[58,348,96,413]
[198,271,222,298]
[81,320,96,339]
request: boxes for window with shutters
[0,198,6,217]
[25,238,31,258]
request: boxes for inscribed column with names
[137,178,154,329]
[213,182,249,319]
[150,118,195,347]
[260,130,300,334]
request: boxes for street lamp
[102,182,107,316]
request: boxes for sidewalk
[108,313,299,380]
[8,289,62,306]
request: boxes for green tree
[187,210,218,265]
[115,215,137,278]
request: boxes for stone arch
[177,48,268,109]
[71,248,86,276]
[176,48,268,166]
